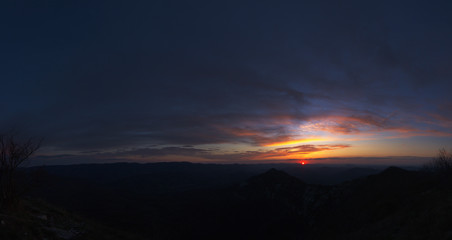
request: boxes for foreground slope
[0,199,147,240]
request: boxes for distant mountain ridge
[30,161,383,185]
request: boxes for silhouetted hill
[190,169,308,240]
[239,168,306,206]
[305,166,452,240]
[282,166,382,185]
[379,165,408,175]
[21,162,452,240]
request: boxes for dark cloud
[2,0,452,163]
[112,147,209,158]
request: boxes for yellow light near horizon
[263,138,325,147]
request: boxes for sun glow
[264,138,325,147]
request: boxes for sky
[2,0,452,166]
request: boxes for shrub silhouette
[423,148,452,174]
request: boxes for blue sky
[2,0,452,165]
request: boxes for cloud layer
[2,0,452,164]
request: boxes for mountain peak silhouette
[379,166,408,176]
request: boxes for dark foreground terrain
[2,162,452,239]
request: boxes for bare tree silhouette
[0,133,41,209]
